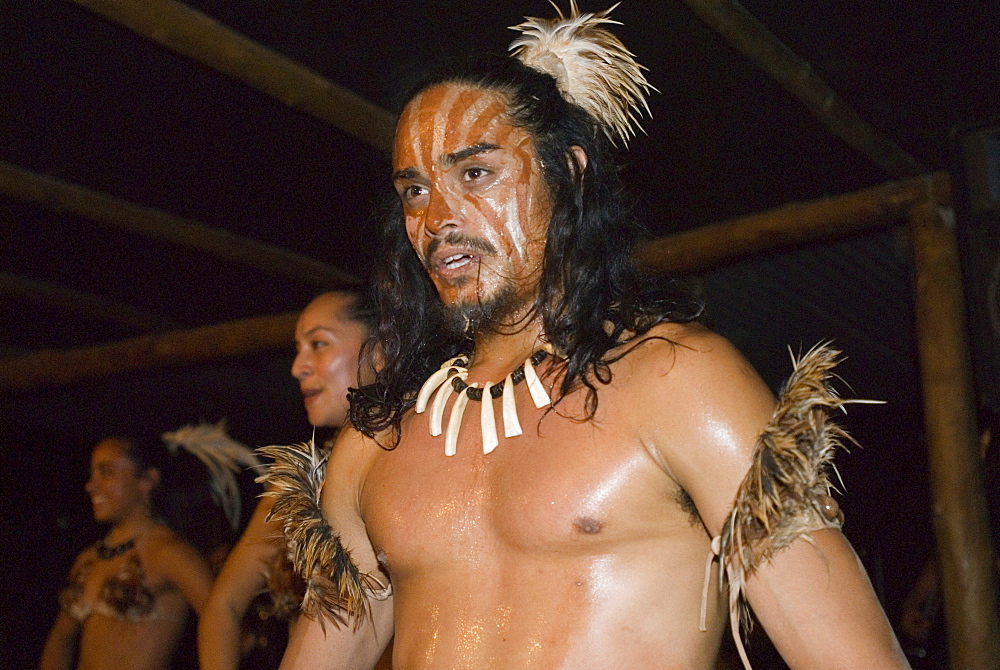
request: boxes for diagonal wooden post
[909,186,1000,669]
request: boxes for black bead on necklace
[96,537,135,560]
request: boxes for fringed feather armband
[717,344,868,669]
[256,440,390,631]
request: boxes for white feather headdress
[508,1,654,146]
[161,420,261,531]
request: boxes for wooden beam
[0,160,356,286]
[66,0,397,154]
[910,200,1000,668]
[679,0,922,178]
[636,172,950,275]
[0,271,180,332]
[0,311,299,391]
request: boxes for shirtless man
[277,5,909,669]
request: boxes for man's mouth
[442,253,475,270]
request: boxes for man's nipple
[573,516,603,535]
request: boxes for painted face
[392,83,551,326]
[291,293,367,427]
[85,438,152,525]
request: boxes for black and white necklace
[96,536,135,560]
[415,345,554,456]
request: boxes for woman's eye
[311,340,327,350]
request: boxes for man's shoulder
[621,322,751,384]
[614,322,774,429]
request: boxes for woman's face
[291,293,367,428]
[85,438,154,525]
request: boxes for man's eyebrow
[392,143,502,181]
[442,143,501,167]
[392,166,420,182]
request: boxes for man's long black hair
[350,54,701,445]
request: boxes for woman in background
[198,291,381,669]
[40,421,253,670]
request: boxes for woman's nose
[291,351,310,379]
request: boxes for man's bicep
[645,333,775,535]
[743,529,909,669]
[280,595,394,670]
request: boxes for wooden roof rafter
[0,160,356,287]
[0,270,180,332]
[66,0,397,155]
[678,0,923,178]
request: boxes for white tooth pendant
[480,382,499,454]
[444,383,473,457]
[502,372,522,437]
[429,369,466,437]
[416,356,467,413]
[523,355,551,408]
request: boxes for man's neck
[466,320,547,383]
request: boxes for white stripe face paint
[392,84,552,313]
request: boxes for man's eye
[403,184,426,200]
[464,167,489,181]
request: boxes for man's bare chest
[358,403,689,577]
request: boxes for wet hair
[104,431,233,554]
[351,53,701,445]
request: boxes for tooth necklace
[414,344,555,456]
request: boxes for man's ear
[568,145,588,177]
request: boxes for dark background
[3,1,999,667]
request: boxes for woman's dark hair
[351,53,701,445]
[110,431,234,554]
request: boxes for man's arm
[641,326,908,669]
[280,595,393,670]
[39,611,80,670]
[199,494,282,670]
[278,425,394,670]
[742,528,907,668]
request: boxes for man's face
[392,83,551,332]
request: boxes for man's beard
[437,280,533,339]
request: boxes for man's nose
[424,191,461,236]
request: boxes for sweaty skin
[280,83,909,670]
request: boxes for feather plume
[509,1,654,146]
[256,439,390,631]
[717,343,870,669]
[161,420,260,531]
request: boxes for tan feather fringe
[256,440,390,631]
[719,344,862,669]
[509,1,654,146]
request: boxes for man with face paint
[277,5,910,670]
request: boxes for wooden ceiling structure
[2,0,998,665]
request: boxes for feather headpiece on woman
[508,1,654,146]
[161,420,261,531]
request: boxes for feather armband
[256,440,390,630]
[716,344,868,669]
